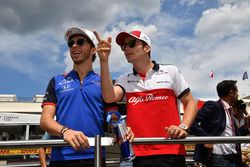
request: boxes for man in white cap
[40,27,133,167]
[95,30,198,167]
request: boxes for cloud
[63,51,73,73]
[0,30,63,82]
[180,0,204,6]
[218,0,249,5]
[0,0,161,34]
[0,0,161,79]
[181,34,250,97]
[195,2,250,41]
[147,0,250,98]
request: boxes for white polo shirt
[115,61,190,156]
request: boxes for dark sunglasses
[67,38,85,48]
[121,39,137,51]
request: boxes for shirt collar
[68,70,94,80]
[133,60,159,75]
[220,99,231,110]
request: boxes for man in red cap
[94,30,198,167]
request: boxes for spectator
[233,99,249,128]
[190,80,248,167]
[233,99,250,165]
[39,132,50,167]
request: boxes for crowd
[39,25,250,167]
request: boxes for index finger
[93,31,101,42]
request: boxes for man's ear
[229,89,234,96]
[91,47,97,55]
[229,89,238,99]
[144,45,151,53]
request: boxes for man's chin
[126,57,133,63]
[72,59,83,65]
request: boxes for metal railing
[2,136,250,148]
[0,137,114,149]
[1,136,250,167]
[94,135,102,167]
[133,136,250,144]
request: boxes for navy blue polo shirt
[42,70,115,161]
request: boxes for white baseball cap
[116,30,151,47]
[64,27,97,47]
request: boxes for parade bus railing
[1,136,250,167]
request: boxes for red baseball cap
[116,30,151,47]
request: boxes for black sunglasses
[67,39,86,48]
[121,39,137,51]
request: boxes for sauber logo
[128,94,168,105]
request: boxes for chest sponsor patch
[128,93,168,105]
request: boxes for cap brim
[65,27,88,42]
[116,32,133,46]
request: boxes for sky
[0,0,250,100]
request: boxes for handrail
[1,136,250,166]
[0,137,114,148]
[1,136,250,148]
[133,136,250,144]
[94,135,102,167]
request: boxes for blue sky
[0,0,250,99]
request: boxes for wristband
[60,126,70,136]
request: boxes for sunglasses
[67,38,86,48]
[121,39,137,51]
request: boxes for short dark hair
[216,80,237,98]
[234,99,246,110]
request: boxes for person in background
[233,99,249,129]
[190,80,249,167]
[94,30,198,167]
[233,99,250,166]
[39,132,50,167]
[40,26,134,167]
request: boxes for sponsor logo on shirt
[58,78,74,85]
[58,77,74,93]
[128,94,168,105]
[92,80,101,86]
[156,81,171,83]
[155,70,168,75]
[60,84,73,93]
[127,80,139,83]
